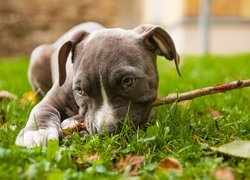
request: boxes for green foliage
[0,54,250,179]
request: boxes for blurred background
[0,0,250,57]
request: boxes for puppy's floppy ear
[134,24,181,76]
[58,31,89,86]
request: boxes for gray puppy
[15,22,180,147]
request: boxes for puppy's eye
[121,77,135,88]
[75,86,84,96]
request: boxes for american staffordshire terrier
[15,22,180,147]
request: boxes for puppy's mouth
[81,99,154,135]
[82,110,119,135]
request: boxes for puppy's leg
[28,44,54,97]
[15,103,61,148]
[15,85,66,148]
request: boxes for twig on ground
[152,79,250,107]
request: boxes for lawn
[0,54,250,179]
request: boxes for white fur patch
[15,128,59,148]
[94,73,114,133]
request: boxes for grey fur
[15,22,180,147]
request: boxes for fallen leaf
[75,152,99,163]
[206,108,222,118]
[20,91,37,106]
[114,154,144,176]
[195,133,250,158]
[73,152,99,170]
[83,153,99,162]
[0,91,17,102]
[213,167,236,180]
[213,140,250,158]
[157,157,183,175]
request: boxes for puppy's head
[58,24,180,135]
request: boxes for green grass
[0,54,250,179]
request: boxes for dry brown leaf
[0,91,17,102]
[114,154,144,176]
[75,152,99,164]
[157,157,183,174]
[83,153,99,162]
[206,108,222,118]
[213,167,236,180]
[20,91,37,106]
[73,152,99,170]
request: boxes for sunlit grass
[0,54,250,179]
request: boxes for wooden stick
[152,79,250,107]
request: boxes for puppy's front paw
[15,128,59,148]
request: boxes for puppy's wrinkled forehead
[83,29,144,62]
[74,29,149,77]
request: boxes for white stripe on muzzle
[94,72,115,133]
